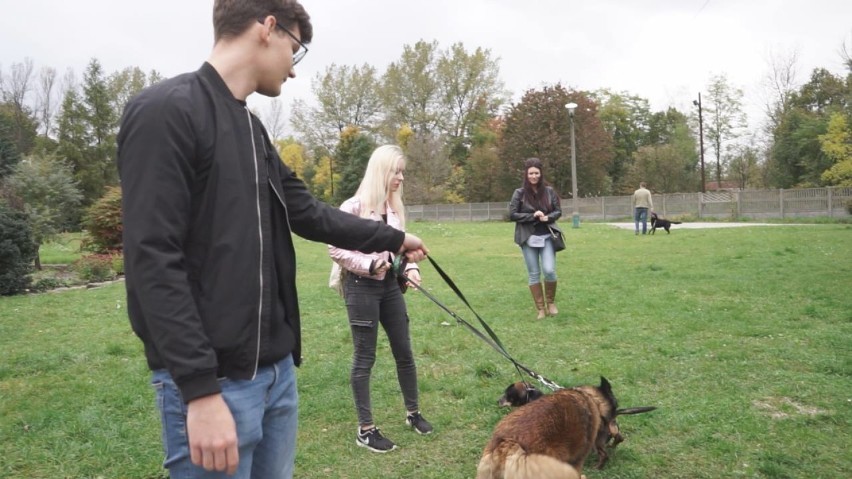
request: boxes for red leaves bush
[83,186,123,253]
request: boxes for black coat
[508,187,563,246]
[117,63,404,402]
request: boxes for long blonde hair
[355,145,407,229]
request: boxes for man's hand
[187,393,239,475]
[400,233,428,263]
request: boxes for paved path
[605,222,808,230]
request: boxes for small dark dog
[497,382,545,407]
[650,212,682,234]
[479,377,656,479]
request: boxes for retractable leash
[393,255,564,392]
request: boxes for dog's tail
[671,221,683,224]
[477,443,580,479]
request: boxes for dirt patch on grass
[752,397,828,419]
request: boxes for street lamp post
[565,102,580,228]
[693,93,706,193]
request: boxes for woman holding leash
[329,145,432,453]
[509,158,563,319]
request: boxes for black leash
[395,255,563,391]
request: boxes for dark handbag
[548,226,566,252]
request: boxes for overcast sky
[2,0,850,135]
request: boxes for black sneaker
[406,412,433,435]
[356,427,397,453]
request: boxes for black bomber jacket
[117,63,404,403]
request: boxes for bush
[111,252,124,276]
[82,186,123,253]
[72,254,117,283]
[0,204,37,295]
[30,277,69,292]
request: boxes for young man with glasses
[117,1,428,478]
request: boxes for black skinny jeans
[343,272,419,427]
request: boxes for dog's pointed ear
[616,406,657,416]
[599,376,612,394]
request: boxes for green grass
[38,232,86,265]
[2,222,851,478]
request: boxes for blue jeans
[520,239,557,285]
[634,207,649,234]
[151,354,299,479]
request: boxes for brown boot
[544,281,558,316]
[529,283,546,319]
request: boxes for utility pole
[693,93,706,193]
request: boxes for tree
[5,153,82,269]
[291,63,382,155]
[82,185,123,253]
[0,204,37,295]
[0,110,21,178]
[819,112,852,186]
[265,97,287,141]
[35,66,58,138]
[624,109,699,193]
[760,48,799,136]
[592,89,651,191]
[274,137,308,179]
[500,84,614,198]
[436,43,507,164]
[108,66,148,117]
[465,117,506,202]
[770,68,850,187]
[380,40,444,136]
[704,74,747,187]
[403,131,452,204]
[0,58,37,154]
[727,143,762,190]
[332,127,376,204]
[771,109,826,187]
[624,144,689,193]
[56,58,119,208]
[56,88,90,202]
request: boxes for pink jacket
[328,197,417,279]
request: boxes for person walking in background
[329,145,432,453]
[508,158,563,319]
[117,2,428,477]
[632,182,654,235]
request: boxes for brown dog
[477,377,654,479]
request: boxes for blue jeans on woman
[151,354,299,479]
[521,238,557,285]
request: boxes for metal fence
[406,187,852,222]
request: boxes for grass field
[1,222,850,478]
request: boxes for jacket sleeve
[328,198,387,278]
[509,189,535,223]
[273,161,405,254]
[117,88,221,402]
[546,187,562,222]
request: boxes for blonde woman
[329,145,431,453]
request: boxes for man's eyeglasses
[258,18,308,65]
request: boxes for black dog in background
[650,212,681,234]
